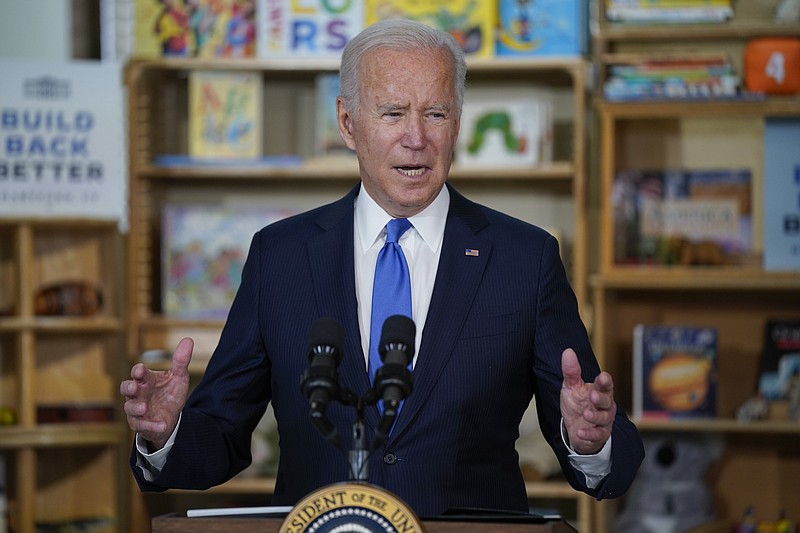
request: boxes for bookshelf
[123,56,592,532]
[0,219,127,533]
[591,0,800,531]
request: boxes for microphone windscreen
[307,317,345,363]
[380,315,416,356]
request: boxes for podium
[152,514,577,533]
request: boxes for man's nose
[401,116,426,150]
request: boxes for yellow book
[365,0,495,57]
[188,71,263,159]
[135,0,256,58]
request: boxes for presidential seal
[279,482,425,533]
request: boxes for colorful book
[135,0,257,58]
[633,324,718,420]
[612,168,753,266]
[605,0,734,23]
[188,70,263,159]
[496,0,586,57]
[757,319,800,400]
[365,0,495,57]
[456,94,552,168]
[763,118,800,271]
[604,53,740,101]
[314,72,351,156]
[257,0,363,57]
[161,203,296,319]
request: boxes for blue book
[496,0,586,56]
[633,325,718,420]
[763,118,800,271]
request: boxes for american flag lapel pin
[465,248,479,257]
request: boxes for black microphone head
[307,317,345,364]
[379,315,415,359]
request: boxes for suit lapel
[388,185,491,442]
[306,185,376,424]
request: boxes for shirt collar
[355,183,450,254]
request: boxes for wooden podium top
[153,514,577,533]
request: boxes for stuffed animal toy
[614,434,724,533]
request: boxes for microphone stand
[338,388,377,482]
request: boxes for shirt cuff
[560,418,612,489]
[134,413,182,481]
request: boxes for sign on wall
[0,59,127,229]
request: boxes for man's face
[337,48,460,218]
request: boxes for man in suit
[121,19,644,518]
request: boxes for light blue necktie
[368,218,413,392]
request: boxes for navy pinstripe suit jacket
[131,183,644,517]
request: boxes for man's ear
[336,96,357,151]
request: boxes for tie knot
[385,218,411,244]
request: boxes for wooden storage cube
[0,224,17,317]
[134,67,321,161]
[609,116,764,269]
[712,435,800,523]
[34,335,118,417]
[35,446,118,531]
[598,289,799,418]
[0,335,20,420]
[31,225,120,319]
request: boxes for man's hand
[120,337,193,450]
[560,348,617,455]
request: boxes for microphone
[374,315,415,441]
[300,317,344,448]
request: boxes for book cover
[757,319,800,401]
[161,203,296,319]
[456,94,553,168]
[188,70,263,159]
[612,168,753,266]
[763,118,800,271]
[605,0,733,23]
[257,0,363,57]
[633,324,718,420]
[497,0,586,57]
[314,72,351,156]
[365,0,495,57]
[135,0,257,58]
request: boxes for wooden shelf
[634,418,800,434]
[0,423,126,448]
[0,218,127,533]
[0,316,123,332]
[596,21,800,41]
[591,270,800,291]
[591,2,800,530]
[597,96,800,117]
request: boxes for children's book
[496,0,586,57]
[633,324,718,420]
[456,93,552,168]
[161,203,296,319]
[365,0,495,57]
[257,0,363,57]
[757,319,800,400]
[188,70,263,159]
[135,0,257,58]
[763,118,800,271]
[314,72,350,156]
[612,168,753,266]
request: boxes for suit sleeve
[531,235,644,500]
